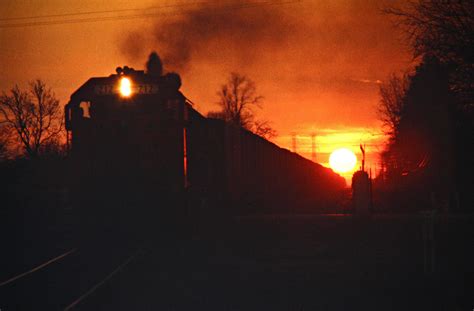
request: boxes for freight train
[65,65,345,234]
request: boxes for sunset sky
[0,0,416,183]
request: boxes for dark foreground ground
[1,205,473,311]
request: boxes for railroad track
[1,214,472,310]
[0,236,145,310]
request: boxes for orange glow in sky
[0,0,415,181]
[274,127,385,184]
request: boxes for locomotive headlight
[119,77,132,97]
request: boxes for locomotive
[65,64,345,234]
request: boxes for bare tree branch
[217,72,263,130]
[378,73,410,139]
[254,120,277,140]
[0,80,63,158]
[385,0,474,109]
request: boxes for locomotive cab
[66,67,189,234]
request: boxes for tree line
[377,0,473,211]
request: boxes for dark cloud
[120,1,299,71]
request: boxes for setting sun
[329,148,357,173]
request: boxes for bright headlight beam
[119,77,132,97]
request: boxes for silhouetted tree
[378,57,473,210]
[386,0,474,109]
[213,72,277,140]
[397,58,455,174]
[378,73,410,140]
[217,72,263,130]
[254,120,277,140]
[378,2,474,210]
[0,80,63,158]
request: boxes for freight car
[65,65,345,234]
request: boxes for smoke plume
[120,1,299,71]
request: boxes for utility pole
[311,132,316,162]
[360,144,366,172]
[291,133,297,153]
